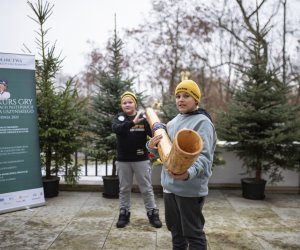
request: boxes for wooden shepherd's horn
[145,107,203,174]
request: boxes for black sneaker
[147,208,162,228]
[116,208,130,228]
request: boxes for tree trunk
[45,146,52,179]
[255,160,262,182]
[112,157,117,177]
[282,0,287,85]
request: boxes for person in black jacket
[112,91,162,229]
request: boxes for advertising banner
[0,52,45,214]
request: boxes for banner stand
[0,52,45,214]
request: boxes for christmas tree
[217,12,300,184]
[89,22,134,176]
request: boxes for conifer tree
[28,0,87,184]
[89,22,134,176]
[216,3,300,183]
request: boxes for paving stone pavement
[0,190,299,250]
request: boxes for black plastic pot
[241,178,266,200]
[42,176,60,198]
[102,175,119,199]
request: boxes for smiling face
[121,96,136,115]
[175,92,198,113]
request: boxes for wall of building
[146,148,300,188]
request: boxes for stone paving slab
[0,190,299,250]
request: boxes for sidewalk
[0,190,299,249]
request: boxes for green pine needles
[217,4,300,183]
[28,0,87,184]
[88,21,134,176]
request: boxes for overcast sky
[0,0,151,76]
[1,0,300,78]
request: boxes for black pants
[164,193,207,250]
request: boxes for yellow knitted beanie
[175,80,201,103]
[121,91,137,107]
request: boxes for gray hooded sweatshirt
[161,109,217,197]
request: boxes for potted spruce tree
[217,69,300,199]
[216,3,300,199]
[89,23,135,198]
[28,0,87,197]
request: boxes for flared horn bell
[166,129,203,174]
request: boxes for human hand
[133,110,144,124]
[167,169,189,181]
[148,134,163,149]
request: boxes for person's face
[0,84,5,92]
[175,92,198,113]
[121,96,136,115]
